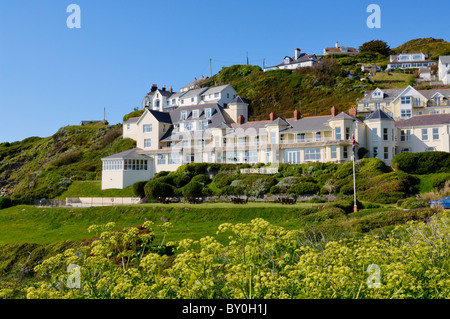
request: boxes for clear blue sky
[0,0,449,143]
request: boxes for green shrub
[213,172,235,188]
[301,207,346,224]
[132,181,147,198]
[190,174,211,185]
[183,181,204,200]
[391,152,450,174]
[327,198,363,214]
[0,197,12,209]
[429,173,450,190]
[287,182,320,195]
[172,174,191,188]
[276,176,300,192]
[397,197,429,209]
[144,180,174,200]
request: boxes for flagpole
[352,121,357,213]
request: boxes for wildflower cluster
[19,212,450,299]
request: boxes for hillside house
[356,86,450,120]
[323,41,358,56]
[263,48,317,72]
[387,52,436,70]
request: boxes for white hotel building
[101,84,450,189]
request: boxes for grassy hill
[0,123,136,200]
[390,37,450,60]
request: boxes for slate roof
[365,108,394,121]
[439,56,450,64]
[102,148,150,160]
[395,114,450,127]
[358,88,450,103]
[148,110,172,124]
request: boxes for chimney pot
[237,115,245,124]
[293,109,301,120]
[348,107,357,117]
[335,41,338,48]
[331,106,337,117]
[269,112,277,121]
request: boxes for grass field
[56,181,135,199]
[370,71,414,88]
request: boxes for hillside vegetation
[0,123,136,200]
[390,37,450,60]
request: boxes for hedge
[0,197,12,210]
[391,152,450,174]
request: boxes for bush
[213,173,235,188]
[301,207,346,224]
[397,197,429,209]
[183,181,204,200]
[144,180,174,200]
[327,198,363,214]
[276,176,300,192]
[429,173,450,190]
[190,174,211,185]
[391,152,450,174]
[287,182,320,195]
[132,181,147,198]
[0,197,12,209]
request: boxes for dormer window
[205,108,212,119]
[193,109,199,118]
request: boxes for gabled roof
[148,110,172,124]
[331,112,361,121]
[439,55,450,64]
[201,84,233,96]
[230,95,247,104]
[365,108,394,121]
[395,114,450,127]
[265,117,290,127]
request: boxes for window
[124,159,147,171]
[238,137,246,146]
[335,127,341,140]
[265,149,271,163]
[434,97,441,106]
[373,147,378,158]
[181,111,187,120]
[127,124,130,130]
[254,136,260,146]
[401,109,412,119]
[383,128,388,141]
[193,109,199,118]
[157,154,166,165]
[401,96,411,104]
[414,98,421,106]
[364,103,369,108]
[201,120,208,130]
[375,102,380,108]
[386,102,390,107]
[249,150,258,163]
[143,124,152,133]
[433,128,439,140]
[422,129,428,140]
[191,98,194,103]
[331,146,337,159]
[183,122,191,131]
[343,147,348,159]
[214,92,220,98]
[297,133,305,143]
[215,136,220,147]
[285,149,301,164]
[208,152,213,163]
[400,130,411,142]
[372,128,378,142]
[315,132,321,142]
[144,139,151,148]
[304,148,321,161]
[271,132,277,144]
[205,108,212,119]
[345,127,350,140]
[401,148,410,153]
[168,153,181,164]
[103,160,124,171]
[384,147,389,159]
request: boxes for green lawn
[370,71,414,88]
[56,181,135,199]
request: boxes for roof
[201,85,232,96]
[358,87,450,104]
[230,95,247,104]
[324,46,358,54]
[101,148,150,160]
[123,117,140,124]
[365,108,394,121]
[148,110,172,124]
[395,114,450,127]
[267,52,316,68]
[439,55,450,64]
[180,87,208,99]
[266,117,290,127]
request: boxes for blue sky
[0,0,449,143]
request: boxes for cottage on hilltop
[323,41,358,56]
[263,48,318,72]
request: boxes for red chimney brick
[293,109,301,120]
[269,112,277,121]
[331,106,337,116]
[348,107,357,117]
[237,115,245,124]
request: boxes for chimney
[295,48,301,60]
[162,86,166,91]
[237,115,245,125]
[269,112,277,121]
[151,84,157,92]
[348,107,357,117]
[293,109,301,120]
[168,86,173,93]
[194,77,197,81]
[335,41,338,48]
[331,106,337,117]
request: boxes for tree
[359,40,390,56]
[144,180,174,200]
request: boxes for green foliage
[144,180,174,200]
[391,38,450,60]
[357,147,369,159]
[183,181,204,200]
[397,197,428,210]
[391,152,450,174]
[359,40,391,56]
[429,173,450,190]
[0,197,12,210]
[287,182,320,195]
[132,181,147,198]
[123,109,145,122]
